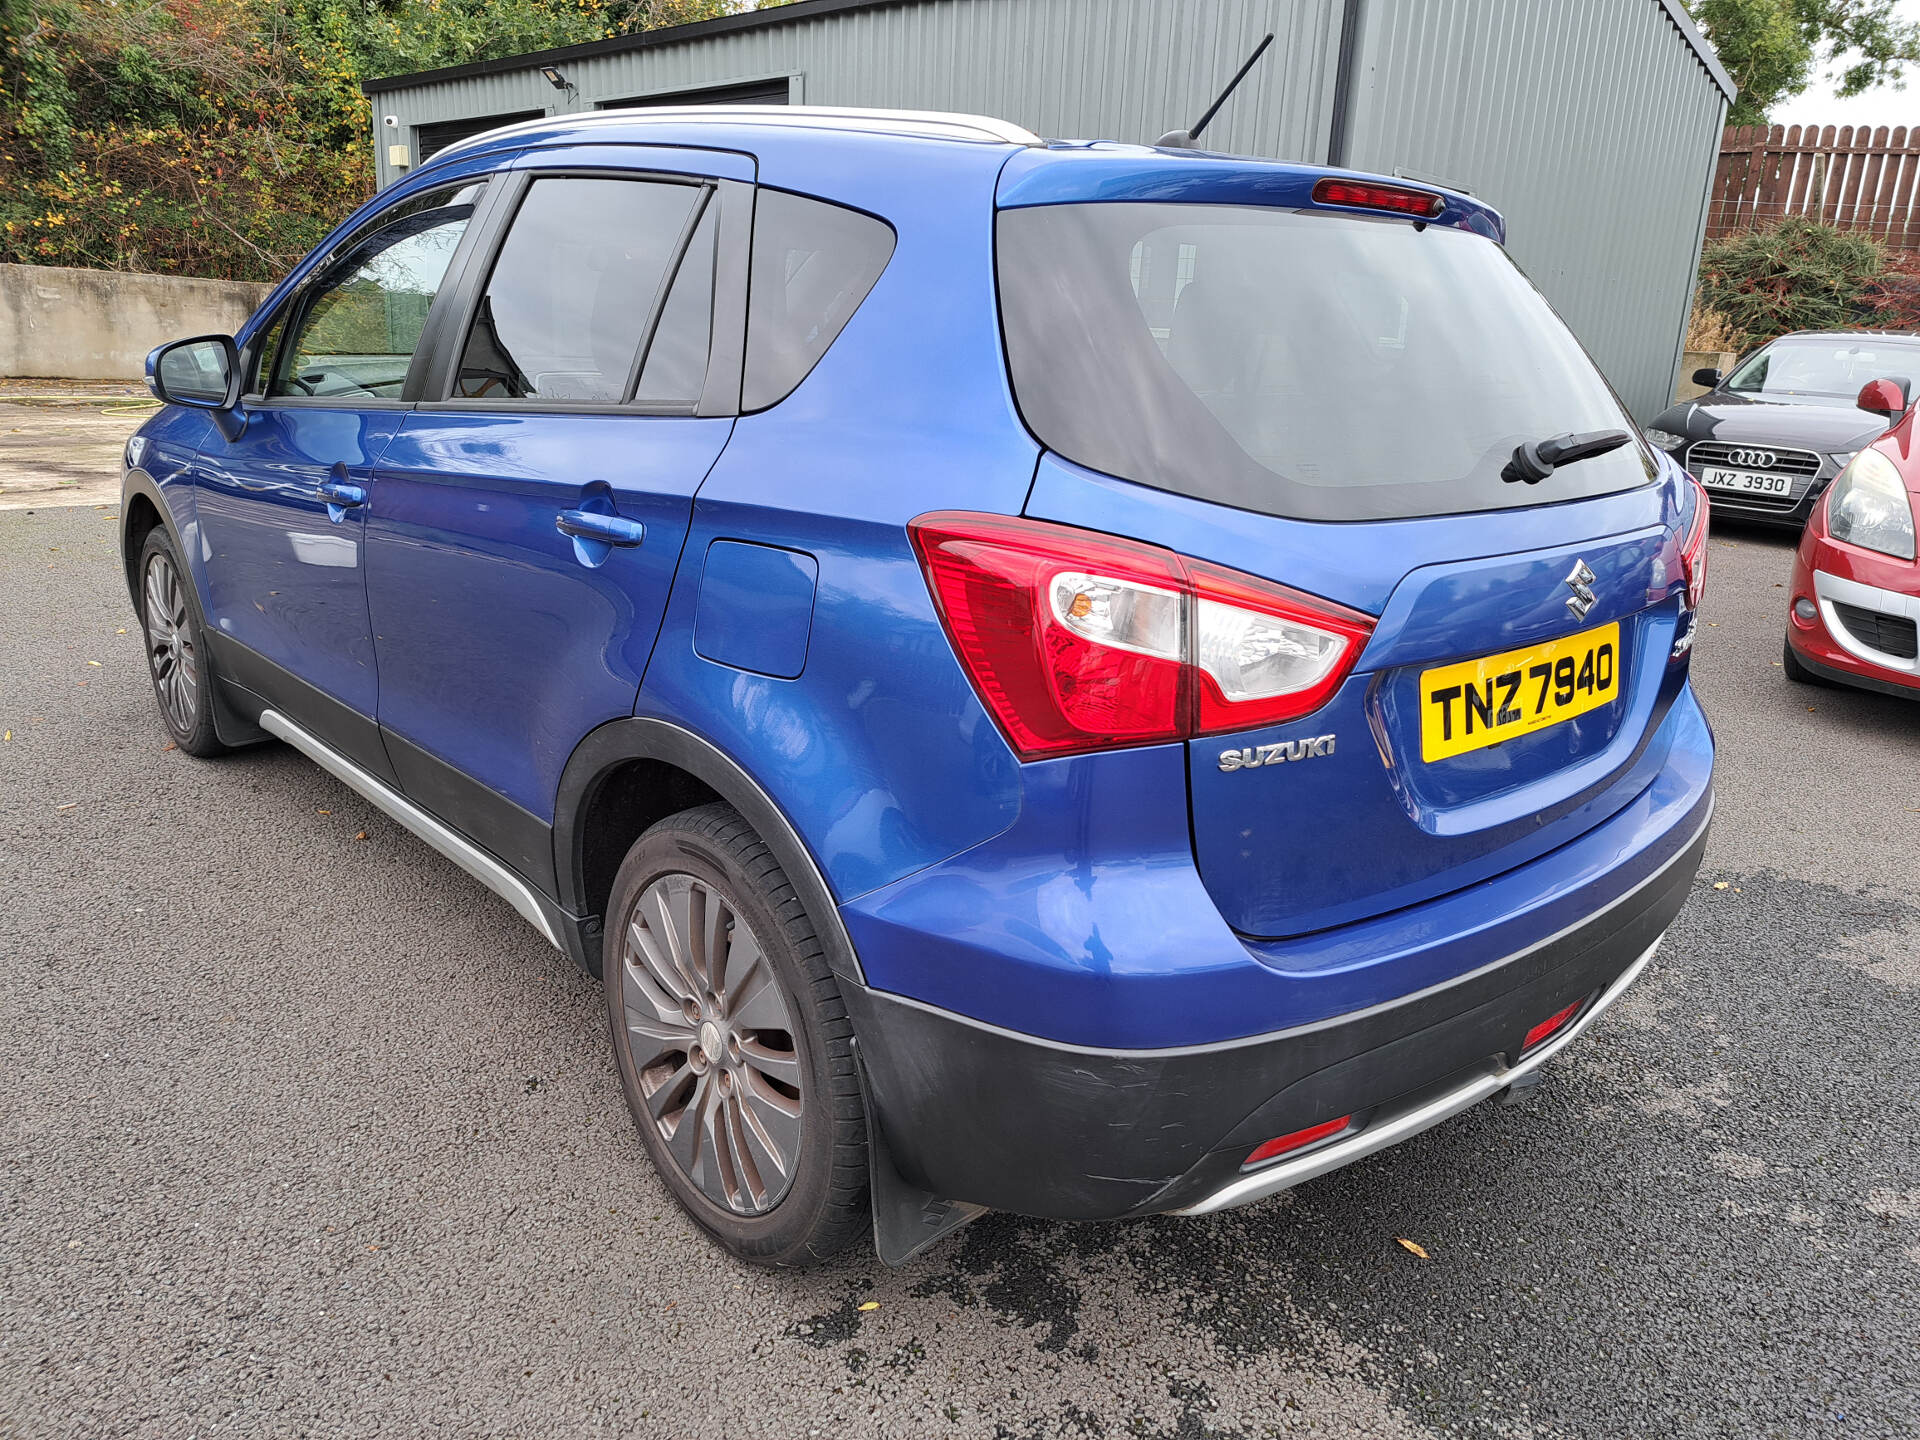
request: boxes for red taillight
[1187,559,1376,735]
[911,513,1375,760]
[1680,479,1710,610]
[1245,1115,1352,1167]
[1522,999,1583,1051]
[908,515,1188,755]
[1311,177,1445,218]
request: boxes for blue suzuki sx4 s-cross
[125,107,1713,1266]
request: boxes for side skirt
[258,708,569,951]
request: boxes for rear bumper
[843,793,1710,1221]
[1174,934,1657,1215]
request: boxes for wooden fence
[1708,124,1920,247]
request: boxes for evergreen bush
[1695,218,1888,350]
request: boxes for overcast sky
[1766,0,1920,131]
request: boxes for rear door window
[743,189,894,411]
[455,176,706,403]
[997,203,1653,522]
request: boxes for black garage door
[415,110,545,162]
[598,79,790,109]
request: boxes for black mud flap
[855,1046,987,1266]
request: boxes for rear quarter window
[743,189,894,411]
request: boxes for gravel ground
[2,503,1916,1440]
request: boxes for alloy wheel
[619,873,805,1215]
[143,551,199,736]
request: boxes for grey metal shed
[362,0,1733,421]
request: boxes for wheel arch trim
[119,467,183,609]
[121,466,265,749]
[553,716,866,987]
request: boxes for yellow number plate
[1419,623,1620,763]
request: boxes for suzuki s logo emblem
[1218,734,1336,772]
[1563,558,1598,621]
[1727,448,1777,469]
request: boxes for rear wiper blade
[1501,428,1632,485]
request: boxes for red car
[1785,378,1920,697]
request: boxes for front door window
[267,184,480,401]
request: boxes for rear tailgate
[1025,453,1699,939]
[995,159,1704,938]
[1190,512,1691,937]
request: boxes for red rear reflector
[1312,177,1445,218]
[1245,1115,1352,1167]
[1523,1000,1583,1051]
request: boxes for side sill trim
[259,708,564,950]
[1173,935,1661,1217]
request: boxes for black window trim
[238,175,504,414]
[410,165,750,419]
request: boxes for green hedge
[1696,218,1889,351]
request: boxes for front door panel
[194,405,400,774]
[192,176,488,781]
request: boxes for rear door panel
[363,157,752,844]
[366,412,731,820]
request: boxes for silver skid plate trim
[1175,936,1661,1217]
[259,709,562,949]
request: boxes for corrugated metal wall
[368,0,1729,421]
[1338,0,1729,419]
[372,0,1343,187]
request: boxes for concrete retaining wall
[0,264,272,380]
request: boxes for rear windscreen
[996,203,1654,522]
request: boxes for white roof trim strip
[436,104,1042,162]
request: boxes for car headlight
[1827,448,1916,559]
[1644,428,1687,453]
[1829,451,1856,468]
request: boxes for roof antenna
[1156,33,1275,150]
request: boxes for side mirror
[1690,367,1723,388]
[147,335,239,410]
[1856,376,1910,420]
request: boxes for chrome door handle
[555,510,644,546]
[316,481,366,507]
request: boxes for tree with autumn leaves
[0,0,740,280]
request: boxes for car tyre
[1781,637,1828,687]
[137,527,227,757]
[604,802,869,1266]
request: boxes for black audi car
[1645,330,1920,529]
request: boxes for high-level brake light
[1311,177,1445,219]
[911,513,1375,760]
